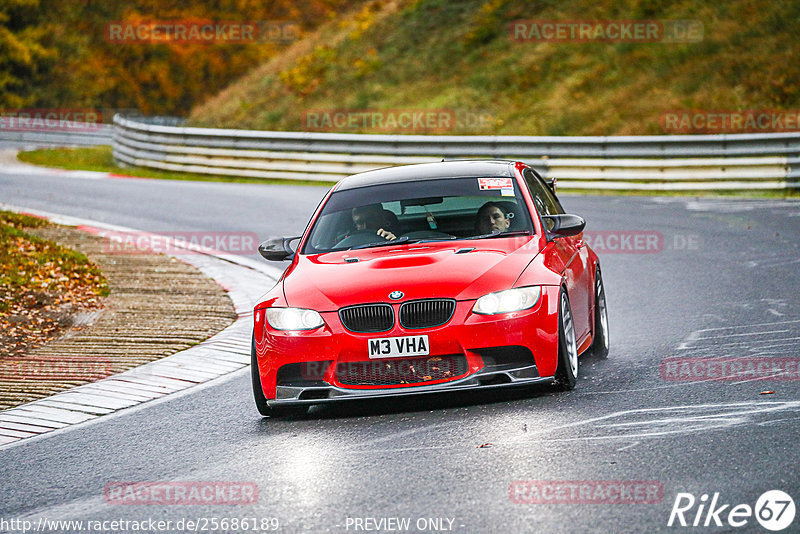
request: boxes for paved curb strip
[0,203,283,448]
[1,224,238,410]
[0,149,114,181]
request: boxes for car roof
[333,160,518,191]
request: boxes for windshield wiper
[461,230,532,240]
[351,236,413,250]
[352,235,462,249]
[414,236,458,244]
[350,231,529,250]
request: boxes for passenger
[351,204,397,241]
[475,201,510,235]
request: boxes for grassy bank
[16,147,337,187]
[189,0,800,136]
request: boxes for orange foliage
[19,0,360,116]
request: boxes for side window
[523,168,564,217]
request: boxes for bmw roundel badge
[389,291,404,300]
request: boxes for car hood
[282,236,541,311]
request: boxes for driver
[351,204,397,241]
[475,201,510,234]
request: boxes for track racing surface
[1,165,800,533]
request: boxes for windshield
[302,176,534,254]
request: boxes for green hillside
[188,0,800,136]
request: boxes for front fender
[513,245,565,288]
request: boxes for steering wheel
[334,229,392,249]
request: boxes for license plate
[368,335,430,359]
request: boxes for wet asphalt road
[1,166,800,533]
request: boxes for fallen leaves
[0,211,109,357]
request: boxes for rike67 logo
[668,490,795,531]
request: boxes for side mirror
[543,214,585,239]
[258,236,300,261]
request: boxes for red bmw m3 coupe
[252,160,608,416]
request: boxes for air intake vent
[399,299,456,329]
[339,304,394,333]
[335,355,468,386]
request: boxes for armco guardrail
[113,115,800,190]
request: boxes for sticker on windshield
[501,188,514,196]
[478,178,513,191]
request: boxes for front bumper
[254,286,561,404]
[269,363,553,406]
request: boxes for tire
[590,268,610,358]
[554,289,578,391]
[251,334,307,418]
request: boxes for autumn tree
[0,0,58,108]
[2,0,359,115]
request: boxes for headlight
[266,307,324,330]
[472,287,541,315]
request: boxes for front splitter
[269,365,554,406]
